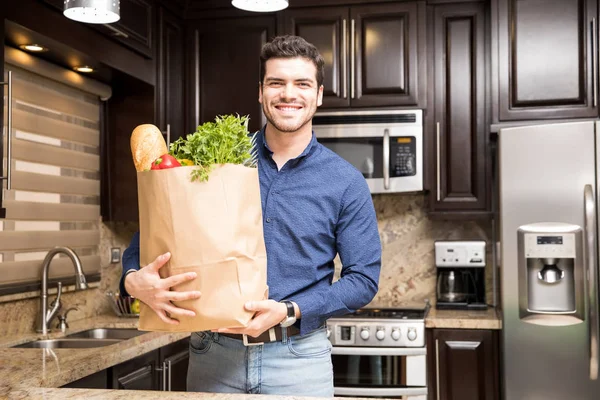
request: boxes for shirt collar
[258,126,319,162]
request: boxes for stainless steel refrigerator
[499,121,600,399]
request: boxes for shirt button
[266,218,272,223]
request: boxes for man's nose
[280,83,296,100]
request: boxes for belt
[220,326,301,346]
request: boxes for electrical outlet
[110,247,121,264]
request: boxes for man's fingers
[164,290,201,302]
[149,252,171,272]
[155,309,179,325]
[164,303,196,318]
[163,271,197,288]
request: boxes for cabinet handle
[350,19,355,99]
[103,24,129,38]
[383,129,390,190]
[436,122,441,202]
[435,339,441,400]
[0,70,13,191]
[342,19,348,99]
[167,360,172,391]
[592,18,597,107]
[156,362,168,391]
[162,124,171,148]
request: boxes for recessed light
[74,66,94,73]
[19,44,48,52]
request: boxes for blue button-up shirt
[121,128,381,335]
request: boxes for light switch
[110,248,121,264]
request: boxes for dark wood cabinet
[187,16,275,134]
[111,350,160,390]
[427,329,499,400]
[493,0,597,122]
[156,7,185,143]
[427,1,489,218]
[62,369,108,389]
[158,337,189,391]
[42,0,154,59]
[280,2,426,109]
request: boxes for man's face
[259,57,323,134]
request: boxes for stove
[326,305,429,348]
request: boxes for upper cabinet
[42,0,154,59]
[187,16,276,134]
[155,7,185,143]
[428,1,489,217]
[493,0,598,122]
[280,2,426,109]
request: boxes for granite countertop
[425,307,502,330]
[0,315,189,390]
[4,388,373,400]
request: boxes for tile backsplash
[0,193,493,335]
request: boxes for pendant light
[64,0,120,24]
[231,0,289,12]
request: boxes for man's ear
[317,85,324,107]
[258,82,263,104]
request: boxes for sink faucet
[36,247,88,335]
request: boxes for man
[120,35,381,397]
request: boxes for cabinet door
[280,7,350,108]
[351,2,426,108]
[429,2,489,216]
[189,17,275,134]
[156,7,185,143]
[159,337,189,391]
[428,329,499,400]
[495,0,597,121]
[111,349,159,390]
[61,369,108,389]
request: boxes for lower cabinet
[60,337,189,391]
[426,329,499,400]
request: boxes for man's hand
[215,300,288,337]
[124,252,201,325]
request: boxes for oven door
[331,347,427,399]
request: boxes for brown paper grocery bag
[136,164,268,332]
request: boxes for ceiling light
[19,44,48,52]
[231,0,289,12]
[64,0,120,24]
[74,66,94,73]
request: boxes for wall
[0,193,493,336]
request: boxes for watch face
[280,317,296,328]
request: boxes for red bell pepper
[151,154,181,170]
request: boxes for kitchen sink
[65,328,145,340]
[13,338,122,349]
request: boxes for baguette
[130,124,168,172]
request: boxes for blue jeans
[187,326,334,397]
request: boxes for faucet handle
[47,281,63,321]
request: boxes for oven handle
[334,386,427,397]
[332,346,426,356]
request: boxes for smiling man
[120,35,381,397]
[185,35,382,396]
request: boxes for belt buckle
[242,334,263,347]
[242,328,277,347]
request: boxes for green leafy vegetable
[169,114,253,182]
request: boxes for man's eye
[299,83,311,87]
[269,82,283,87]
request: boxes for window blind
[1,47,111,290]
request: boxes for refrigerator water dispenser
[517,222,585,326]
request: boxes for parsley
[169,114,254,182]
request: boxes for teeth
[278,106,300,111]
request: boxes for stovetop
[345,307,428,320]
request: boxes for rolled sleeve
[119,231,141,297]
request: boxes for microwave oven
[312,110,423,194]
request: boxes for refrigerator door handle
[584,184,599,380]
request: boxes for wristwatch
[279,300,297,328]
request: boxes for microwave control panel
[391,136,417,177]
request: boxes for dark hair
[260,35,325,88]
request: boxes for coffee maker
[435,240,487,310]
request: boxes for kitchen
[0,0,593,399]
